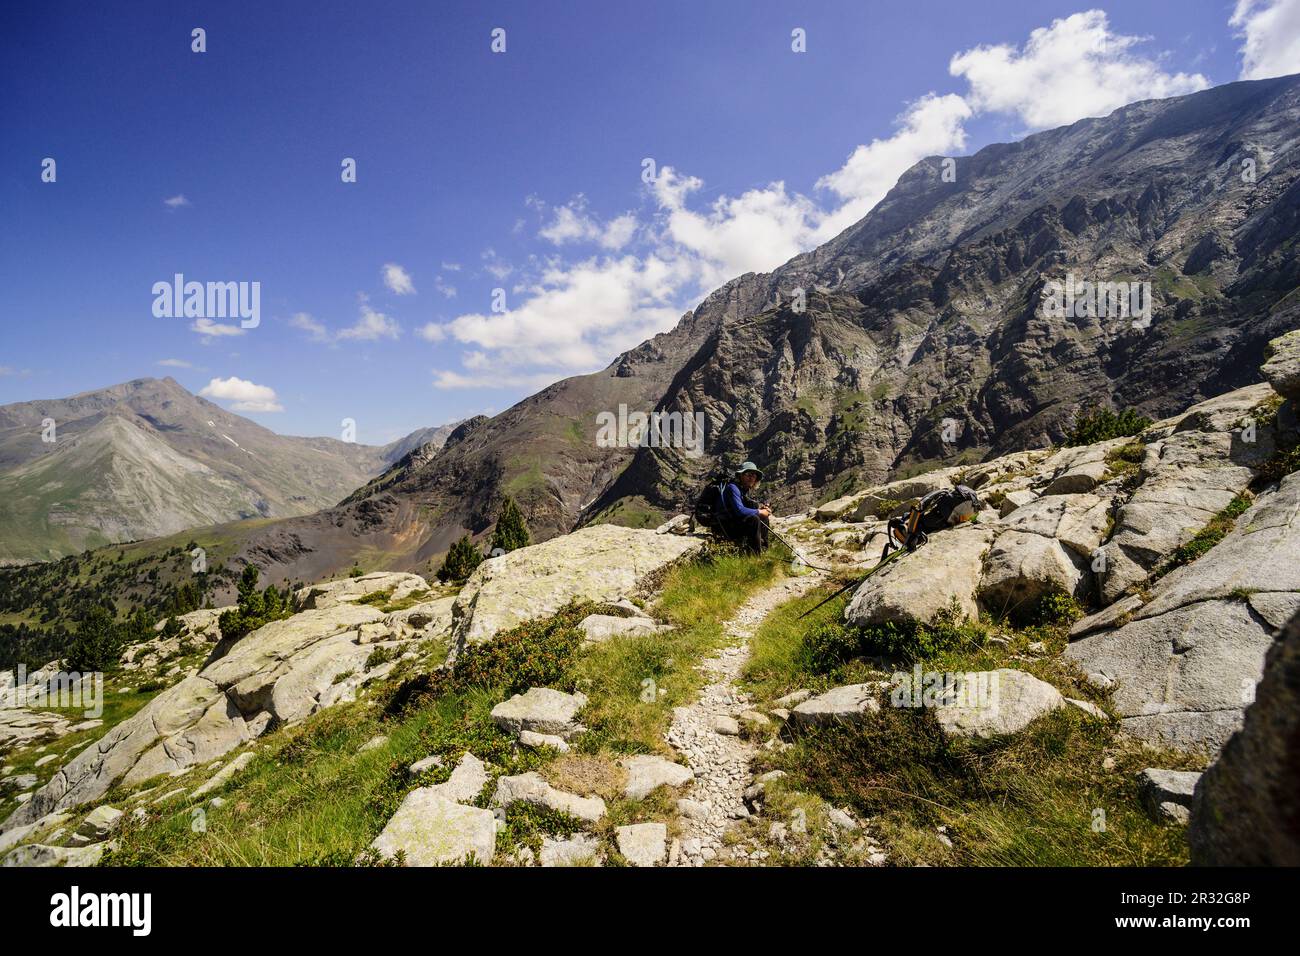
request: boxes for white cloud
[539,197,639,250]
[434,275,458,299]
[199,376,283,412]
[949,10,1209,131]
[163,194,190,208]
[338,302,401,341]
[382,262,416,295]
[441,261,462,272]
[443,252,689,374]
[433,369,567,390]
[191,318,245,339]
[814,93,972,240]
[289,312,330,343]
[481,248,514,280]
[434,94,968,387]
[156,358,193,368]
[1231,0,1300,79]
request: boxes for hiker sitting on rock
[717,461,771,553]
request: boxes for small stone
[676,798,710,821]
[790,684,882,728]
[616,823,668,867]
[518,730,571,753]
[359,734,388,752]
[1159,801,1191,824]
[1065,697,1107,720]
[409,754,445,775]
[1138,768,1201,820]
[713,715,740,736]
[776,690,814,708]
[539,833,601,867]
[76,805,124,840]
[827,807,859,831]
[620,754,694,800]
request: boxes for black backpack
[884,485,983,556]
[690,474,733,531]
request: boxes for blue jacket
[721,481,760,519]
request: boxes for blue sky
[2,0,1296,444]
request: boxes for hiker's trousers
[718,513,770,554]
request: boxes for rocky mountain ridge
[0,377,449,564]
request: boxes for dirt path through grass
[664,570,826,866]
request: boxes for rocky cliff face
[221,75,1300,586]
[602,73,1300,520]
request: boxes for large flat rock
[449,525,702,650]
[933,669,1064,738]
[844,527,992,629]
[370,791,497,866]
[1190,609,1300,864]
[295,571,430,611]
[1067,475,1300,755]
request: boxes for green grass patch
[573,546,784,754]
[741,581,1190,866]
[1152,493,1252,580]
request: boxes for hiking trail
[663,566,826,866]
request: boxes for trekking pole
[797,547,907,619]
[764,522,835,573]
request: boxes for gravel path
[664,570,826,866]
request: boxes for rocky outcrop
[1097,386,1276,602]
[490,688,588,741]
[1,597,425,834]
[1261,329,1300,401]
[1067,472,1300,753]
[1189,610,1300,864]
[933,670,1065,738]
[449,525,702,651]
[370,792,496,866]
[295,571,430,610]
[844,527,992,629]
